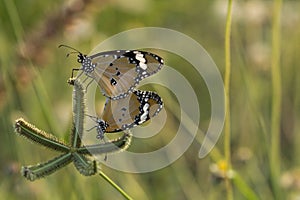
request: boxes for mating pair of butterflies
[60,45,164,139]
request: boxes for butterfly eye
[77,54,84,63]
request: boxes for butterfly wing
[89,50,164,99]
[101,90,163,133]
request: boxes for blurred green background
[1,0,300,199]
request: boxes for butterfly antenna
[66,51,80,57]
[58,44,82,56]
[85,114,98,122]
[86,125,96,132]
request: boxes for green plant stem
[233,173,259,200]
[98,171,133,200]
[3,0,24,42]
[224,0,233,199]
[270,0,282,199]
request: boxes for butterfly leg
[86,125,105,140]
[86,124,105,139]
[71,68,80,78]
[96,132,105,140]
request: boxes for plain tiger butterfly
[59,45,164,100]
[87,89,163,139]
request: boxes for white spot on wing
[139,103,149,124]
[139,63,147,70]
[136,54,146,63]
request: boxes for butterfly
[87,89,163,139]
[59,45,164,100]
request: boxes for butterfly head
[86,114,108,140]
[59,44,95,75]
[95,120,108,140]
[77,53,87,64]
[59,44,88,61]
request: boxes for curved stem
[224,0,233,199]
[98,171,133,200]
